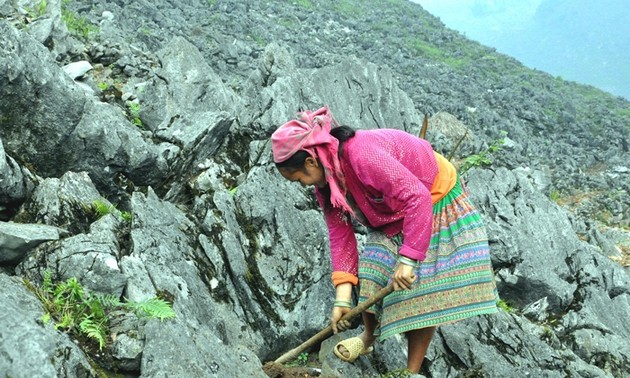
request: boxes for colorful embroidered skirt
[358,178,498,340]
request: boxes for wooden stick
[274,284,394,364]
[420,113,429,139]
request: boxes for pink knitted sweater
[315,129,439,284]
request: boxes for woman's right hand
[393,262,417,291]
[331,306,352,334]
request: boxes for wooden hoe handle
[274,284,394,364]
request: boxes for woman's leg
[336,311,379,358]
[406,326,436,373]
[360,311,378,345]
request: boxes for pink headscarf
[271,107,353,214]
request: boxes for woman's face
[278,157,327,188]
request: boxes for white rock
[62,60,93,80]
[102,11,114,21]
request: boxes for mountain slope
[414,0,630,99]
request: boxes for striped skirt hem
[358,178,499,340]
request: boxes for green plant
[138,26,152,36]
[38,0,48,15]
[289,0,314,9]
[27,0,48,18]
[25,272,175,350]
[459,131,507,175]
[90,199,113,218]
[541,325,553,341]
[333,0,359,17]
[380,368,414,378]
[61,0,98,40]
[97,82,109,91]
[127,102,143,128]
[251,34,266,47]
[286,352,309,367]
[120,211,132,222]
[550,189,561,203]
[404,37,466,69]
[497,299,515,313]
[85,199,133,223]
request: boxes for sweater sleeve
[314,188,359,286]
[352,146,434,262]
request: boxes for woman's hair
[275,125,356,170]
[275,150,311,170]
[330,125,355,143]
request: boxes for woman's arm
[315,188,360,286]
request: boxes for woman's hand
[331,282,353,333]
[331,305,352,334]
[393,263,417,291]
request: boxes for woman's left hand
[331,306,352,334]
[393,263,417,291]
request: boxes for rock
[13,171,103,232]
[0,221,64,265]
[16,214,128,297]
[0,137,37,220]
[127,187,267,376]
[111,333,143,372]
[1,0,629,376]
[101,10,114,21]
[62,60,93,80]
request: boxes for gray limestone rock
[0,221,64,265]
[0,21,171,197]
[0,138,37,220]
[1,1,629,376]
[0,273,96,377]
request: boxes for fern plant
[25,272,175,350]
[84,199,132,223]
[125,297,178,321]
[90,199,113,218]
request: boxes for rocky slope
[1,0,629,377]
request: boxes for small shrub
[26,0,48,18]
[251,34,266,47]
[127,102,143,128]
[541,325,554,341]
[61,0,98,40]
[286,352,309,367]
[459,131,507,175]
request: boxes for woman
[271,107,498,373]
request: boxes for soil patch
[262,362,332,378]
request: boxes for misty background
[413,0,630,100]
